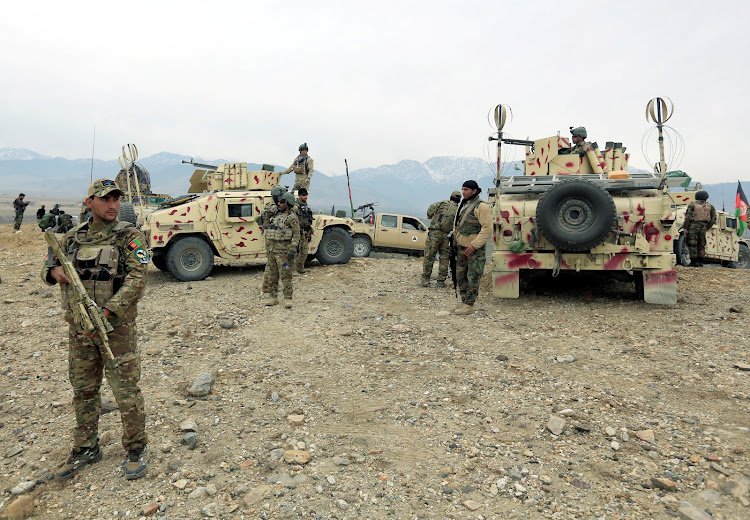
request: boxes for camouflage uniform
[38,212,57,231]
[568,141,589,155]
[13,197,29,230]
[293,199,314,273]
[422,199,458,284]
[454,197,492,306]
[683,200,716,260]
[258,200,280,293]
[279,155,314,192]
[58,213,74,233]
[264,211,300,299]
[42,219,148,452]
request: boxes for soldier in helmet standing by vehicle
[452,180,492,315]
[565,127,589,155]
[682,190,716,267]
[279,143,314,193]
[263,192,300,308]
[293,187,314,274]
[258,185,288,293]
[42,178,148,481]
[421,190,461,287]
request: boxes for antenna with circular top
[645,97,674,179]
[488,104,512,180]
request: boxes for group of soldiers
[11,195,73,233]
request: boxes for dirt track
[0,224,748,519]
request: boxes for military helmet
[299,143,308,151]
[280,192,296,206]
[270,185,287,197]
[695,190,709,201]
[570,126,587,139]
[450,190,461,202]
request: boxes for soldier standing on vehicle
[452,180,492,315]
[279,143,314,193]
[565,127,589,155]
[263,192,300,308]
[36,204,46,223]
[421,191,461,287]
[258,185,288,293]
[682,190,716,267]
[293,187,314,274]
[13,193,30,231]
[42,179,149,481]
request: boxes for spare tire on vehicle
[535,179,617,251]
[119,202,138,226]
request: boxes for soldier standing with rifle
[279,143,314,193]
[13,193,30,231]
[293,188,314,274]
[451,180,492,315]
[258,185,288,293]
[42,179,149,481]
[421,191,461,287]
[263,192,300,308]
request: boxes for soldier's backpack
[438,201,457,232]
[39,212,57,231]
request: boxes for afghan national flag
[736,181,748,236]
[513,163,521,171]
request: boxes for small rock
[496,354,509,362]
[710,462,733,476]
[6,446,24,458]
[336,499,349,510]
[271,392,280,402]
[699,489,722,503]
[605,426,616,436]
[10,481,36,495]
[283,450,311,464]
[219,319,235,329]
[547,415,566,435]
[463,499,482,511]
[555,354,576,364]
[181,432,199,450]
[719,478,748,499]
[610,441,620,451]
[188,487,207,499]
[651,477,678,491]
[141,503,159,516]
[4,495,33,519]
[571,478,589,489]
[205,483,217,496]
[326,326,353,336]
[200,502,217,517]
[286,414,305,426]
[734,363,750,371]
[242,484,270,506]
[332,456,350,466]
[266,471,307,488]
[728,305,743,313]
[100,398,118,414]
[677,505,712,520]
[180,419,199,432]
[635,429,655,443]
[187,372,215,397]
[514,483,526,493]
[159,441,174,454]
[173,479,188,490]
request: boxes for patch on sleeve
[134,247,149,264]
[126,238,143,252]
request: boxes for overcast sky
[1,1,747,183]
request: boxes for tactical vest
[61,223,128,312]
[457,199,482,236]
[692,201,712,222]
[292,155,310,175]
[265,212,296,241]
[295,202,313,228]
[257,201,279,228]
[430,200,457,233]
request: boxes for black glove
[287,251,296,261]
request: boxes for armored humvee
[141,163,355,281]
[489,110,678,304]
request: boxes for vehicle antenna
[345,159,355,219]
[488,104,510,184]
[89,125,96,183]
[645,97,674,180]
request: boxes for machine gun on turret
[181,158,219,171]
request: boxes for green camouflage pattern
[686,221,711,258]
[58,213,74,232]
[39,212,57,231]
[266,251,295,298]
[13,197,29,230]
[42,219,148,450]
[456,244,487,305]
[263,211,300,297]
[68,323,146,450]
[422,229,450,282]
[296,229,311,273]
[427,199,458,232]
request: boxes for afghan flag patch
[127,238,143,252]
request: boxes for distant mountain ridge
[0,147,746,220]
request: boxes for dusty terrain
[0,223,749,520]
[0,196,81,225]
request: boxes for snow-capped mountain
[0,147,50,160]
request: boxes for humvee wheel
[352,236,372,257]
[536,179,616,251]
[119,203,138,226]
[734,243,750,269]
[152,253,168,272]
[674,234,691,266]
[166,236,214,281]
[316,227,354,265]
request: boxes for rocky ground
[0,224,749,520]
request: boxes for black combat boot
[56,444,102,480]
[123,444,147,480]
[696,257,704,267]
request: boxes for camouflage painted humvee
[141,163,355,281]
[489,131,678,304]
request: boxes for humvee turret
[488,103,678,304]
[141,162,355,281]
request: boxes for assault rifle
[448,232,458,298]
[44,230,117,366]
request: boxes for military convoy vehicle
[487,101,678,304]
[349,202,428,257]
[141,162,355,281]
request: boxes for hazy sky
[1,1,747,183]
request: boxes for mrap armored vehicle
[141,162,355,281]
[488,103,678,304]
